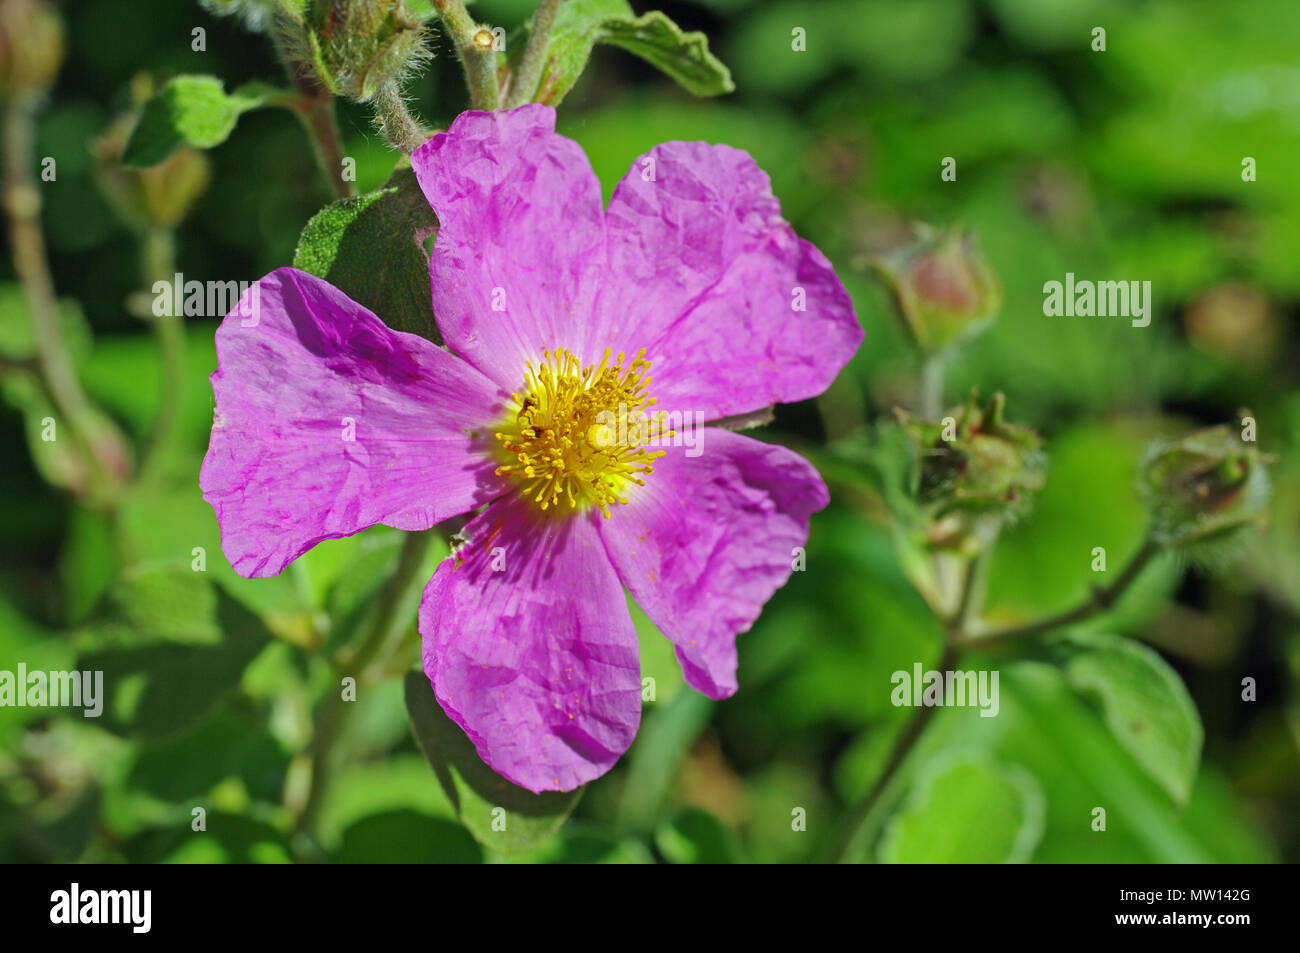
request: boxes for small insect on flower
[200,105,862,792]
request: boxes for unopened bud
[871,224,1002,353]
[0,0,64,97]
[897,391,1044,551]
[94,100,212,231]
[303,0,428,103]
[1140,422,1270,550]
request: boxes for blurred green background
[1,0,1297,863]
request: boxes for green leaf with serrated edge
[1055,631,1203,805]
[527,0,733,106]
[878,754,1046,863]
[293,167,441,343]
[122,75,284,168]
[403,671,582,854]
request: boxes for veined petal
[410,105,606,391]
[596,141,862,420]
[597,428,828,698]
[200,267,508,578]
[419,496,642,793]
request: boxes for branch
[505,0,563,109]
[436,0,501,110]
[953,537,1161,648]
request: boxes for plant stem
[293,528,435,853]
[830,644,957,863]
[275,43,354,200]
[297,90,353,200]
[919,351,946,419]
[372,83,427,154]
[505,0,563,108]
[954,537,1160,648]
[436,0,500,110]
[2,92,130,500]
[139,226,183,477]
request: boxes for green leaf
[1055,631,1203,805]
[655,807,744,863]
[293,167,441,342]
[334,811,483,863]
[531,0,733,106]
[403,671,582,854]
[77,574,273,741]
[878,754,1046,863]
[122,75,281,168]
[600,11,735,96]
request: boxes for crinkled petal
[595,141,862,420]
[419,495,642,793]
[597,428,828,698]
[410,105,606,392]
[200,267,508,578]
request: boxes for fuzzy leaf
[403,671,582,855]
[293,167,441,342]
[122,75,281,168]
[531,0,733,105]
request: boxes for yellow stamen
[494,346,667,517]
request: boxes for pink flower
[201,105,861,792]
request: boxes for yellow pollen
[493,347,668,517]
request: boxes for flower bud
[898,391,1044,551]
[0,0,64,97]
[1140,422,1270,550]
[303,0,428,103]
[871,224,1002,353]
[93,91,212,232]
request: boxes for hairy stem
[505,0,563,108]
[372,83,427,154]
[293,528,435,853]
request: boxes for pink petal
[597,429,828,698]
[595,141,862,420]
[410,105,606,392]
[200,267,508,578]
[419,496,642,793]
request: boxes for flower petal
[596,141,862,420]
[597,428,828,698]
[410,105,606,392]
[419,496,642,793]
[200,267,508,578]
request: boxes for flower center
[494,347,669,517]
